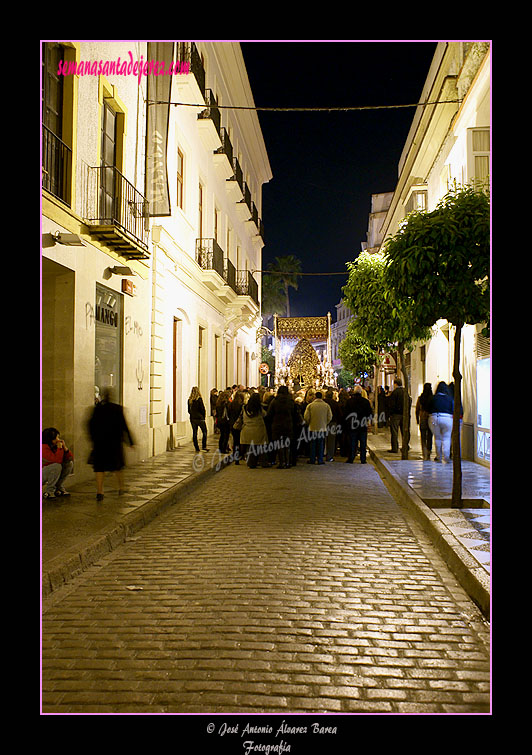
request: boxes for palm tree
[261,273,286,322]
[267,255,302,317]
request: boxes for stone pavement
[41,433,491,715]
[367,432,491,619]
[42,437,225,596]
[42,429,491,619]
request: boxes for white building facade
[41,41,272,481]
[377,41,491,466]
[147,42,272,454]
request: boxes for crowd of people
[189,380,378,469]
[41,377,459,502]
[188,377,460,469]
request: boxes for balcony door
[42,42,69,203]
[100,101,117,223]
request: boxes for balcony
[235,269,259,308]
[213,128,234,180]
[42,125,72,207]
[197,89,222,151]
[226,156,244,202]
[195,238,226,291]
[175,42,206,107]
[236,181,252,221]
[224,258,237,292]
[84,166,150,259]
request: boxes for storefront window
[95,283,122,404]
[476,356,490,462]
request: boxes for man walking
[304,391,332,465]
[388,377,410,453]
[344,386,373,463]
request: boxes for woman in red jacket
[42,427,74,499]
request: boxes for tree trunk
[451,324,463,508]
[373,357,379,435]
[397,342,410,460]
[284,283,290,317]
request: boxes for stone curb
[368,446,490,620]
[42,454,231,599]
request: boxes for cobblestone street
[41,459,490,716]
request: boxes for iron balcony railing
[42,124,72,206]
[224,258,237,291]
[196,238,225,280]
[176,41,206,96]
[251,201,259,227]
[227,156,244,193]
[198,89,221,137]
[239,182,252,217]
[215,127,233,165]
[236,270,259,306]
[85,165,150,252]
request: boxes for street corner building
[41,41,273,482]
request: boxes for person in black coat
[387,377,411,453]
[324,389,342,461]
[377,386,387,428]
[416,383,433,460]
[228,390,245,464]
[188,386,208,453]
[215,390,231,454]
[266,385,295,468]
[88,388,134,501]
[343,386,373,463]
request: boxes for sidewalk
[41,435,229,597]
[367,430,490,618]
[42,429,491,618]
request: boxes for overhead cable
[147,99,462,111]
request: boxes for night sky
[240,40,438,320]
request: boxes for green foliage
[336,368,356,389]
[267,255,303,317]
[261,273,286,317]
[342,251,431,350]
[261,345,275,372]
[383,183,490,328]
[338,321,378,377]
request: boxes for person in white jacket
[304,391,332,465]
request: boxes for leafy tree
[342,251,431,458]
[338,321,378,378]
[383,183,490,506]
[267,255,302,317]
[336,368,355,390]
[261,345,275,373]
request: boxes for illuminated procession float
[273,313,336,390]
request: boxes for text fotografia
[209,720,338,753]
[56,51,190,84]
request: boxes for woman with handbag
[240,392,269,468]
[229,390,245,464]
[188,387,208,453]
[215,391,232,454]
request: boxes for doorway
[42,258,75,438]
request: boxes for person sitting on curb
[42,427,74,499]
